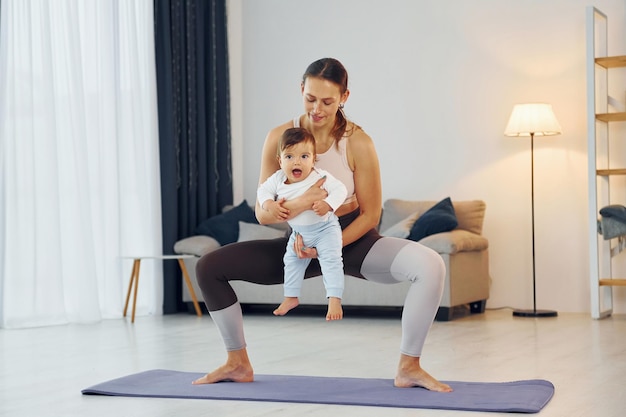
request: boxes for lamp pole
[530,132,537,314]
[505,103,561,318]
[512,132,558,318]
[531,132,537,314]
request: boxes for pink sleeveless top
[293,117,357,205]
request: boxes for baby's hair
[278,127,316,155]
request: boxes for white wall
[227,0,626,314]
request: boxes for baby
[257,127,348,320]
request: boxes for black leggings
[195,208,381,311]
[195,207,446,356]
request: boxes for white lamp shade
[504,103,562,137]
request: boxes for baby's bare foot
[326,297,343,321]
[273,297,299,316]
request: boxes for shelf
[587,7,624,319]
[597,169,626,176]
[595,55,626,68]
[599,279,626,286]
[596,112,626,122]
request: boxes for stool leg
[131,259,141,323]
[123,259,139,318]
[178,258,202,317]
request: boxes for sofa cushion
[194,200,258,245]
[420,229,489,254]
[237,221,287,242]
[380,212,421,238]
[408,197,458,241]
[452,200,486,235]
[379,200,432,233]
[173,235,221,257]
[380,199,486,235]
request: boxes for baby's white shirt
[257,167,348,226]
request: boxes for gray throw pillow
[237,221,287,242]
[380,211,420,238]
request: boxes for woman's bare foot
[394,354,452,392]
[192,349,254,384]
[273,297,299,316]
[326,297,343,321]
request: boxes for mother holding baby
[192,57,452,392]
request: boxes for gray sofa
[174,199,490,321]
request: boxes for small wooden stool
[122,255,202,323]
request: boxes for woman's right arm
[255,122,327,224]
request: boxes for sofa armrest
[174,235,221,257]
[419,229,488,255]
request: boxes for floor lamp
[504,103,561,318]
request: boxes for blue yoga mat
[82,369,554,413]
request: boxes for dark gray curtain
[154,0,232,313]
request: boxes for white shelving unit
[586,6,626,319]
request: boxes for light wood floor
[1,306,625,417]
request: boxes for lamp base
[512,309,558,318]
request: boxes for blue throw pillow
[408,197,458,242]
[194,200,258,245]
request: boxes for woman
[193,58,452,392]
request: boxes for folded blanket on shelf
[600,204,626,222]
[598,205,626,239]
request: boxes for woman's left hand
[294,232,318,259]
